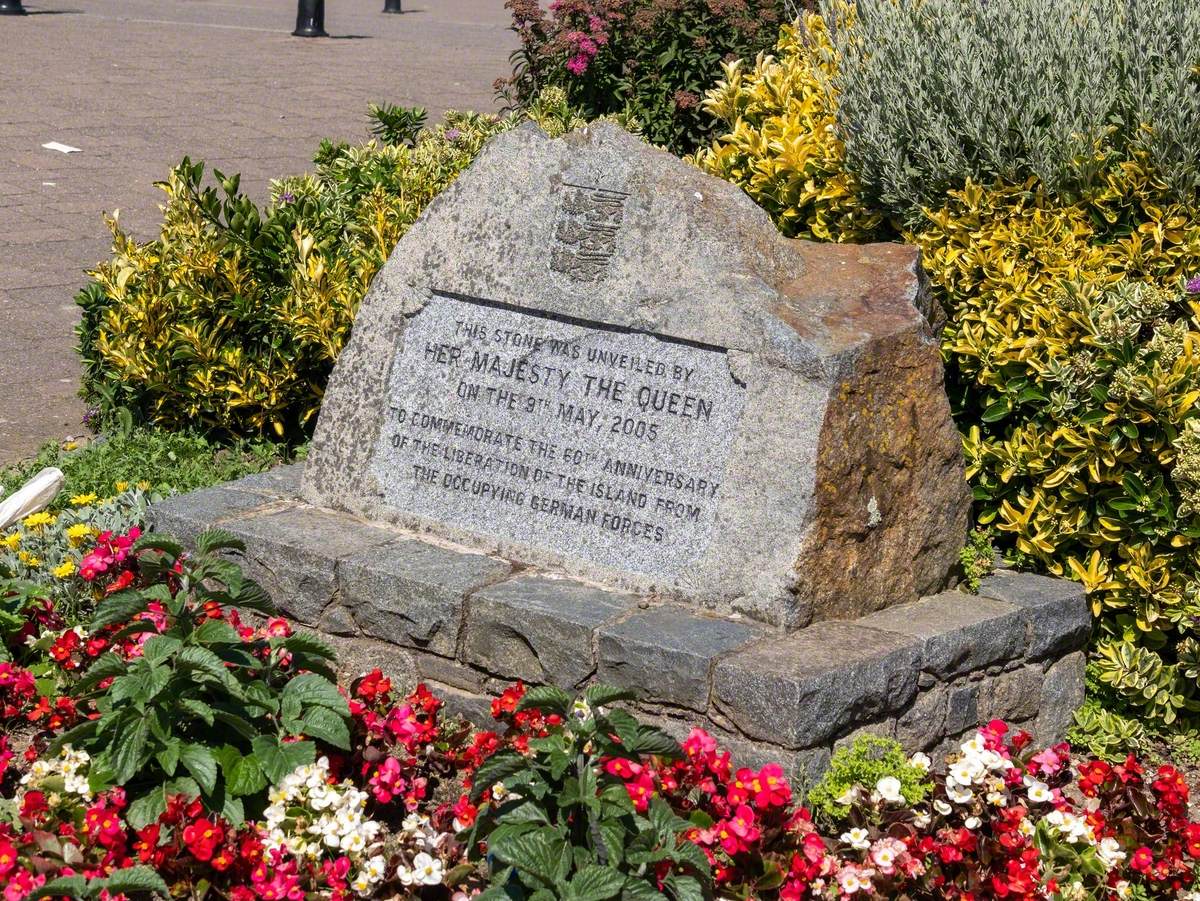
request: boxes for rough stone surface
[150,486,273,545]
[978,571,1091,660]
[219,505,398,625]
[301,122,970,628]
[598,606,763,712]
[340,538,511,658]
[321,632,417,694]
[462,574,636,688]
[228,464,305,499]
[713,622,920,748]
[1034,652,1086,743]
[980,664,1043,723]
[895,685,947,752]
[857,591,1026,678]
[945,682,980,737]
[833,719,897,753]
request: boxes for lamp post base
[293,0,327,36]
[382,0,403,12]
[0,0,28,15]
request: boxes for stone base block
[151,469,1092,781]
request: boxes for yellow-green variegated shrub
[692,15,884,243]
[700,17,1200,726]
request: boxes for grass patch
[0,428,300,507]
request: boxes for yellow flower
[67,523,94,547]
[115,481,130,492]
[63,441,78,451]
[21,511,55,530]
[70,493,99,507]
[52,560,76,579]
[18,551,42,568]
[2,532,20,551]
[137,481,151,491]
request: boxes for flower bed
[1,527,1198,900]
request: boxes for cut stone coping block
[150,473,1091,772]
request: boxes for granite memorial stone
[302,122,970,628]
[152,122,1091,760]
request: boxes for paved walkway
[0,0,515,464]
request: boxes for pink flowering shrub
[496,0,791,152]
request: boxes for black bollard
[293,0,327,36]
[0,0,28,15]
[382,0,402,12]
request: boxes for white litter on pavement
[41,141,82,154]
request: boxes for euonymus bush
[700,12,1200,729]
[49,529,349,828]
[468,684,711,901]
[76,109,508,442]
[76,92,604,442]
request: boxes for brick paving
[0,0,515,464]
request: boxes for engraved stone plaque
[370,291,746,579]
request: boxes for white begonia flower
[913,810,932,828]
[835,785,861,806]
[412,852,444,886]
[1097,837,1126,870]
[875,776,904,804]
[1018,818,1035,838]
[945,784,973,804]
[933,799,953,816]
[908,752,932,772]
[841,827,871,851]
[964,816,981,830]
[1025,779,1052,804]
[960,735,986,755]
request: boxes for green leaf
[101,866,171,897]
[44,718,100,757]
[251,736,315,784]
[125,788,167,830]
[132,534,185,557]
[627,725,680,759]
[156,740,181,777]
[471,751,529,801]
[516,685,572,715]
[194,619,243,644]
[73,652,129,694]
[226,754,267,797]
[282,672,349,714]
[89,589,151,631]
[570,866,627,901]
[297,705,351,750]
[176,645,238,691]
[141,634,183,664]
[662,873,705,901]
[179,743,219,796]
[280,632,336,661]
[584,684,637,709]
[490,827,570,890]
[107,717,150,784]
[195,527,245,555]
[621,878,665,901]
[29,875,87,899]
[980,399,1011,422]
[181,697,216,726]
